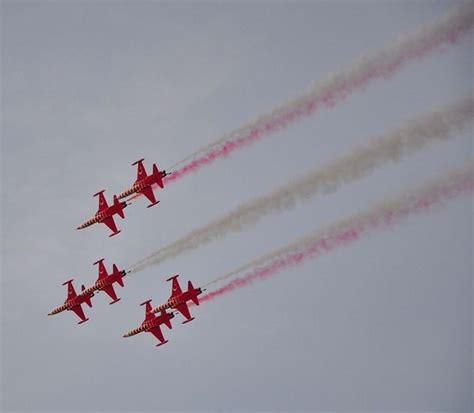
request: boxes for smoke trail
[201,161,474,302]
[164,3,473,180]
[128,95,473,273]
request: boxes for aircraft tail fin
[161,310,173,329]
[81,285,93,308]
[152,164,164,188]
[188,281,200,305]
[113,195,126,219]
[112,264,125,287]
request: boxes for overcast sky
[1,1,472,412]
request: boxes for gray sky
[1,1,472,412]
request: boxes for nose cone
[48,308,57,316]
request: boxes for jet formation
[76,158,169,236]
[48,259,127,323]
[48,265,202,347]
[123,275,204,346]
[50,159,205,348]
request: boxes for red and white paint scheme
[48,279,94,324]
[81,259,126,305]
[153,275,204,324]
[123,300,174,347]
[77,190,128,237]
[117,158,170,207]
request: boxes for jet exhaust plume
[164,3,473,181]
[128,95,474,273]
[201,161,474,302]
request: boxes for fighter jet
[77,190,127,237]
[123,300,174,347]
[153,275,204,324]
[48,279,94,324]
[117,158,170,207]
[81,259,127,305]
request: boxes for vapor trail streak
[164,3,473,181]
[201,161,474,302]
[128,96,473,273]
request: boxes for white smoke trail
[200,160,474,301]
[128,95,473,273]
[168,3,473,172]
[203,160,474,289]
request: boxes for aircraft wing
[148,325,166,345]
[135,160,147,183]
[142,300,156,322]
[169,276,183,298]
[66,281,77,299]
[139,186,158,205]
[102,284,119,303]
[174,302,194,322]
[111,264,125,287]
[101,216,119,236]
[96,191,109,212]
[71,305,88,323]
[96,260,108,280]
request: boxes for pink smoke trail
[200,168,473,303]
[162,5,473,184]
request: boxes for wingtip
[109,230,121,238]
[146,201,160,208]
[93,189,106,197]
[132,158,145,166]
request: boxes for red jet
[77,190,128,237]
[81,259,127,304]
[117,158,170,207]
[153,275,204,324]
[48,279,94,324]
[123,300,174,347]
